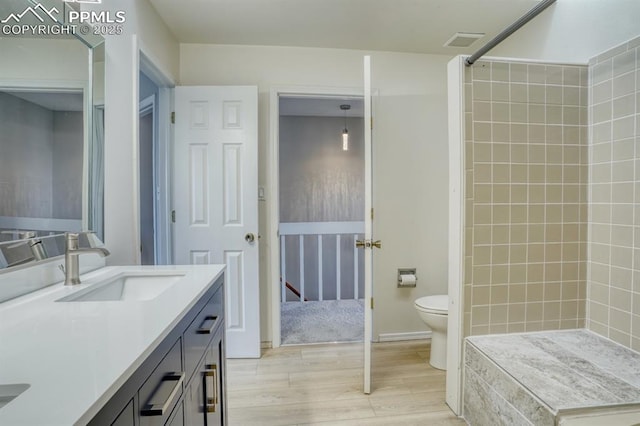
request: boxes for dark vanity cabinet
[184,325,226,425]
[89,274,226,426]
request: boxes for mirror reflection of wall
[0,0,105,274]
[0,90,84,242]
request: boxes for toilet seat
[415,295,448,315]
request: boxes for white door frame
[446,56,466,415]
[269,85,374,348]
[137,47,175,265]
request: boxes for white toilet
[414,295,448,370]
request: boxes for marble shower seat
[463,329,640,425]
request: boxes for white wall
[180,44,452,342]
[86,0,179,265]
[0,38,87,83]
[490,0,640,63]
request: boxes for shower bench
[463,329,640,425]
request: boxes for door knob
[245,233,256,243]
[355,240,366,248]
[372,240,382,249]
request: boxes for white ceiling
[4,91,84,112]
[149,0,545,55]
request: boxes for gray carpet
[281,299,364,345]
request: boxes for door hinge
[371,117,373,129]
[371,298,374,309]
[171,111,175,124]
[171,210,176,223]
[371,208,374,220]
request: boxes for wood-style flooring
[226,340,466,425]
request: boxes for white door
[173,86,260,359]
[363,56,374,394]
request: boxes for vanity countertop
[0,264,225,426]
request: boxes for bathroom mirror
[0,0,105,270]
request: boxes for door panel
[174,86,260,359]
[225,250,245,330]
[189,144,210,225]
[222,143,242,224]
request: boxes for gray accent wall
[52,111,83,219]
[279,115,364,223]
[0,92,54,218]
[0,92,83,221]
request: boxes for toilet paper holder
[397,268,417,287]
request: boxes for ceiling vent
[444,32,485,48]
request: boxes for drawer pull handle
[140,372,184,416]
[205,364,218,413]
[197,315,218,334]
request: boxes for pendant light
[340,104,350,151]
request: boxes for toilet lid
[415,295,448,313]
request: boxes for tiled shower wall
[587,37,640,350]
[463,59,589,336]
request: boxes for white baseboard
[378,331,432,342]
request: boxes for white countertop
[0,264,225,426]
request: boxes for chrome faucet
[63,232,110,285]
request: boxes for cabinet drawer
[166,400,185,426]
[204,326,225,426]
[111,398,134,426]
[184,286,224,381]
[139,338,183,426]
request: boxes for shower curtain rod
[465,0,557,66]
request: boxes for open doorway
[137,52,173,266]
[278,95,365,345]
[139,71,159,265]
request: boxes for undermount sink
[0,384,29,410]
[57,273,185,302]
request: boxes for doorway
[137,54,173,267]
[278,95,365,345]
[139,71,159,265]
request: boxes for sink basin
[58,273,185,302]
[0,384,29,410]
